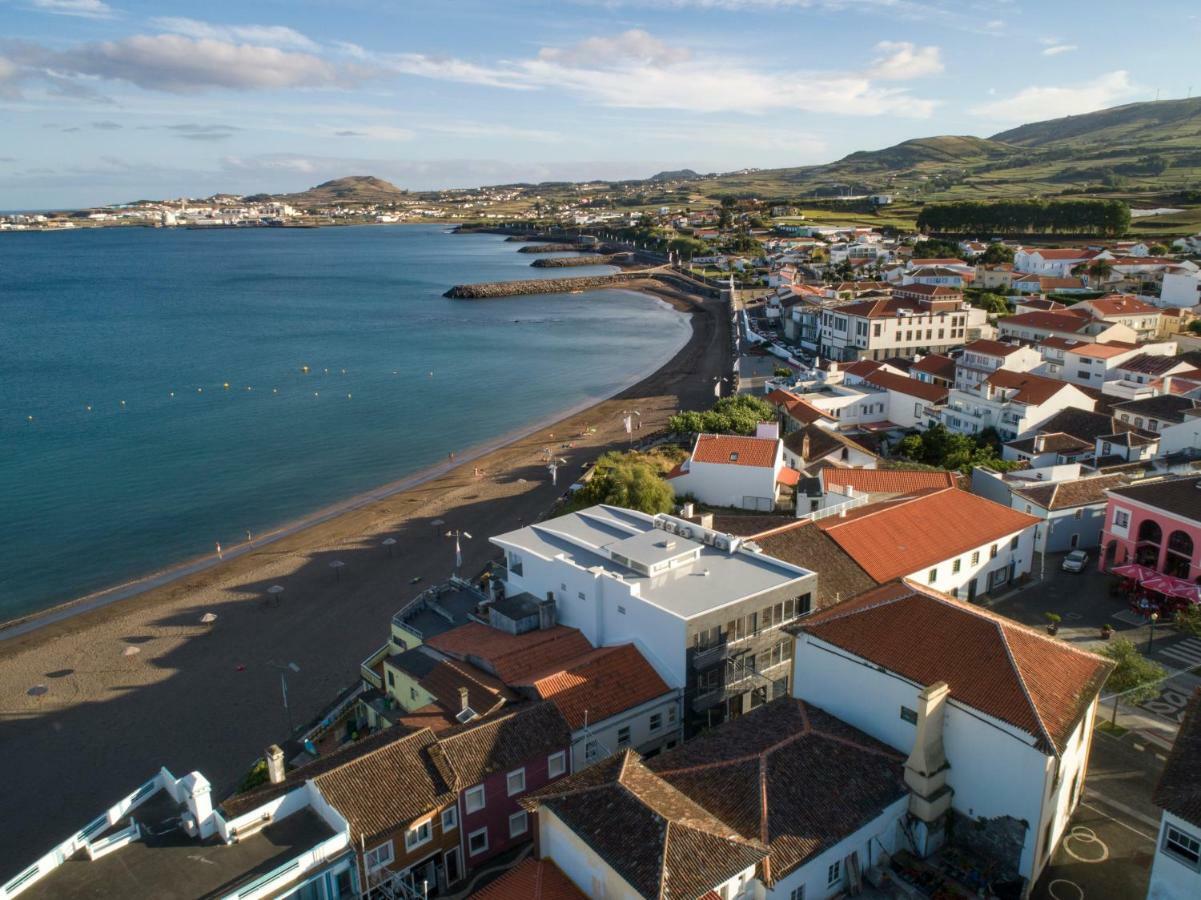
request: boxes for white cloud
[328,124,414,142]
[29,0,113,19]
[972,70,1140,122]
[359,30,938,118]
[150,18,319,52]
[867,41,944,80]
[538,30,692,67]
[11,35,352,92]
[1041,44,1077,56]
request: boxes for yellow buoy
[301,365,310,373]
[223,382,230,390]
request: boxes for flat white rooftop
[492,504,812,619]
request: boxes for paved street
[993,551,1201,899]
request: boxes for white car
[1061,550,1089,573]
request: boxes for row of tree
[916,199,1130,236]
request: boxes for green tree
[669,394,776,436]
[668,235,708,258]
[571,454,675,515]
[912,238,960,258]
[1148,244,1169,256]
[970,292,1010,315]
[1100,637,1166,725]
[980,243,1015,264]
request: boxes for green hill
[280,175,407,206]
[991,97,1201,149]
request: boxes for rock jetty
[517,243,580,253]
[531,254,626,268]
[445,273,647,298]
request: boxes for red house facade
[438,701,572,873]
[1100,475,1201,580]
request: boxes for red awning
[1142,574,1201,605]
[1111,563,1158,582]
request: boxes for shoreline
[0,269,729,875]
[0,287,689,641]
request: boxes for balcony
[691,643,730,671]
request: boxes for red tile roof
[817,487,1039,583]
[910,354,956,379]
[843,359,884,378]
[910,257,966,267]
[692,434,778,468]
[1079,294,1160,317]
[426,623,595,684]
[863,370,948,403]
[962,339,1026,357]
[531,644,672,730]
[821,468,957,495]
[986,369,1079,406]
[1001,310,1092,333]
[470,858,587,900]
[1025,248,1099,260]
[1068,342,1131,359]
[797,581,1114,754]
[776,466,802,487]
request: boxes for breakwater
[445,272,648,299]
[531,254,627,268]
[517,243,581,253]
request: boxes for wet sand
[0,277,729,873]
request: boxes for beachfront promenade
[0,280,731,877]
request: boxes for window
[989,543,999,559]
[364,841,394,872]
[410,687,417,701]
[1115,510,1129,528]
[1165,825,1201,869]
[467,827,489,857]
[694,625,722,650]
[797,593,812,616]
[577,591,586,601]
[971,550,980,565]
[900,706,918,724]
[668,705,677,723]
[441,806,458,832]
[1073,508,1083,520]
[617,725,631,747]
[507,551,523,576]
[1010,535,1019,550]
[952,558,961,574]
[386,670,395,689]
[506,768,526,796]
[465,784,486,813]
[617,605,626,615]
[928,568,938,584]
[827,860,842,886]
[585,740,599,762]
[509,811,528,838]
[783,598,795,620]
[405,819,433,852]
[547,751,566,778]
[649,713,663,732]
[698,668,720,696]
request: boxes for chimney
[266,745,286,785]
[681,501,695,518]
[905,682,953,825]
[801,432,811,461]
[459,687,470,713]
[183,772,217,839]
[538,596,557,630]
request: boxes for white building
[955,339,1043,391]
[939,370,1097,443]
[1013,247,1107,277]
[666,426,797,512]
[1148,690,1201,900]
[793,581,1114,890]
[819,285,970,362]
[1160,270,1201,309]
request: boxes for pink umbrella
[1112,563,1156,582]
[1140,575,1176,594]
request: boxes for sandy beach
[0,276,729,873]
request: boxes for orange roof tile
[821,468,956,495]
[798,581,1114,754]
[817,488,1039,583]
[986,369,1079,406]
[863,370,948,403]
[776,466,802,487]
[532,644,673,730]
[470,858,588,900]
[692,434,778,468]
[426,623,595,684]
[963,339,1026,357]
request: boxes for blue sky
[1,0,1198,208]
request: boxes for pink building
[1100,475,1201,580]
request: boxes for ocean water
[0,225,689,621]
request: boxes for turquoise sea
[0,225,689,621]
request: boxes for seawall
[445,272,649,298]
[517,243,581,253]
[531,254,628,268]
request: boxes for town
[7,201,1201,900]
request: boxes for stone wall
[948,809,1028,881]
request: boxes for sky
[1,0,1198,209]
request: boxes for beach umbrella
[329,560,345,581]
[382,537,397,557]
[27,685,48,698]
[267,584,285,606]
[431,518,445,527]
[199,612,218,624]
[123,646,141,657]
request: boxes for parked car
[1062,550,1089,573]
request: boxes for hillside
[991,96,1201,149]
[687,97,1201,209]
[280,175,407,206]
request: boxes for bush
[569,453,675,515]
[1101,637,1166,724]
[237,758,270,794]
[891,423,1023,475]
[668,394,777,436]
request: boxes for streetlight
[1148,611,1159,653]
[267,661,301,734]
[447,529,472,576]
